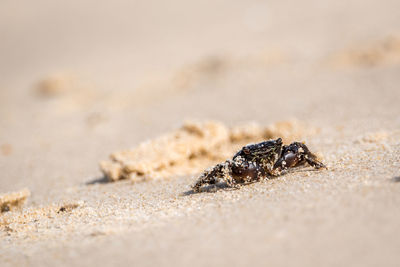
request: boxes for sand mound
[100,120,318,182]
[0,188,30,213]
[331,36,400,68]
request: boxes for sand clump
[354,131,391,152]
[35,73,78,97]
[356,131,389,143]
[1,144,13,156]
[0,188,30,213]
[57,202,82,213]
[331,36,400,68]
[100,120,318,182]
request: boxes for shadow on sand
[85,176,110,185]
[181,183,232,196]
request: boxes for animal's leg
[273,142,326,173]
[192,160,233,192]
[304,150,326,169]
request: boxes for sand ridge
[100,119,319,182]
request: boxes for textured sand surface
[1,0,400,266]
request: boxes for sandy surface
[1,0,400,266]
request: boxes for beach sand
[1,1,400,266]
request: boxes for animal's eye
[243,147,250,154]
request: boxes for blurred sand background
[1,0,400,266]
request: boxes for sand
[1,0,400,266]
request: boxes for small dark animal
[192,138,326,192]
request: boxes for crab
[192,138,326,192]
